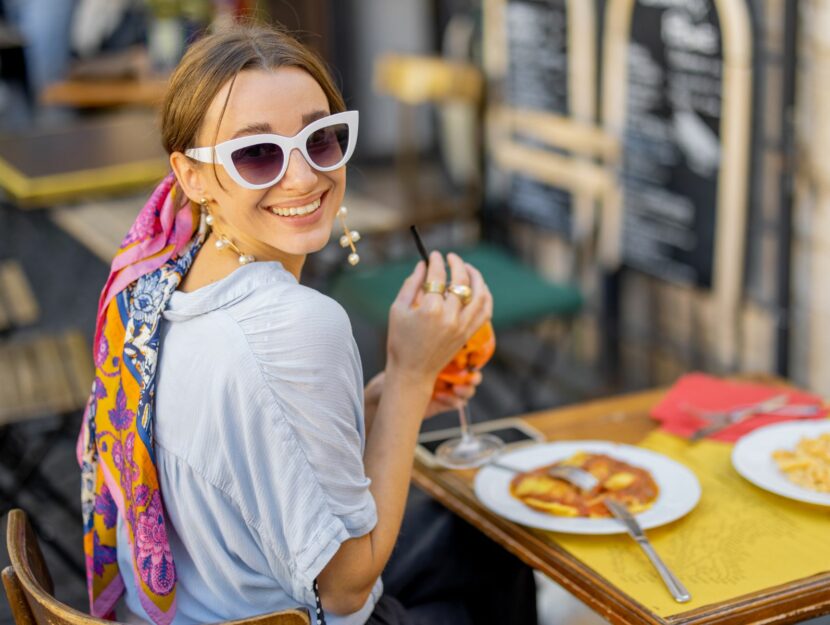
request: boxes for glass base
[435,433,504,469]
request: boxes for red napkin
[651,373,828,443]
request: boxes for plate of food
[731,421,830,506]
[473,441,701,534]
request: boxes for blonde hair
[160,22,346,156]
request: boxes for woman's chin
[264,235,330,258]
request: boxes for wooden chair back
[0,260,39,333]
[0,330,94,426]
[374,54,483,105]
[372,53,484,227]
[3,509,311,625]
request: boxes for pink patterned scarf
[77,174,200,624]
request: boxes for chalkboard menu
[505,0,569,111]
[504,0,572,237]
[621,1,724,288]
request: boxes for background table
[412,383,830,625]
[0,112,168,206]
[40,78,168,109]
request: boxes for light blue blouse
[116,261,381,625]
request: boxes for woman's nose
[280,148,318,190]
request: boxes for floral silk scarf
[77,174,201,624]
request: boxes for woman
[78,22,536,625]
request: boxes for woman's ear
[170,151,206,203]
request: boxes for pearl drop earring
[198,198,210,238]
[201,198,256,264]
[214,236,256,265]
[337,206,360,266]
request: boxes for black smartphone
[416,418,543,467]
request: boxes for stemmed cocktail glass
[410,226,503,468]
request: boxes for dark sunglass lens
[230,142,283,184]
[306,124,349,168]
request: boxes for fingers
[460,262,493,331]
[432,373,483,412]
[466,370,484,387]
[447,253,470,286]
[452,385,476,402]
[421,251,447,310]
[445,253,471,315]
[452,372,482,401]
[392,261,426,310]
[431,393,463,411]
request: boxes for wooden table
[41,77,168,109]
[40,47,168,109]
[0,112,169,206]
[412,385,830,625]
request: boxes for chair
[371,54,484,226]
[2,509,312,625]
[329,54,584,410]
[0,261,94,572]
[0,329,95,574]
[0,259,39,335]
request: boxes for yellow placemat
[550,430,830,617]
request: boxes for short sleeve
[231,283,376,605]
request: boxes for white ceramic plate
[731,421,830,507]
[473,441,702,534]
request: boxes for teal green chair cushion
[329,243,582,331]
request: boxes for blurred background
[0,0,828,623]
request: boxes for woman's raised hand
[386,251,493,392]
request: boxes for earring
[201,198,256,264]
[198,198,210,238]
[337,206,360,266]
[201,198,215,227]
[215,236,256,265]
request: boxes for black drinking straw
[409,225,430,264]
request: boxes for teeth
[269,198,321,217]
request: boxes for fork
[686,394,796,441]
[492,461,692,603]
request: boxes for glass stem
[458,402,473,441]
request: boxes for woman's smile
[266,196,321,217]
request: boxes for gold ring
[447,284,473,305]
[422,280,446,295]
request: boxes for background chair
[3,509,311,625]
[329,54,583,412]
[0,259,94,573]
[0,260,38,334]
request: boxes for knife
[688,394,790,442]
[604,498,691,603]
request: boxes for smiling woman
[172,67,348,279]
[76,21,537,625]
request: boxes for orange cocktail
[432,321,496,397]
[432,320,502,468]
[407,224,502,467]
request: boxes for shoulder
[231,277,353,346]
[219,273,360,383]
[160,262,358,387]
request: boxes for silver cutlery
[686,394,792,441]
[550,466,691,603]
[490,462,691,603]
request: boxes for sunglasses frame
[185,110,359,190]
